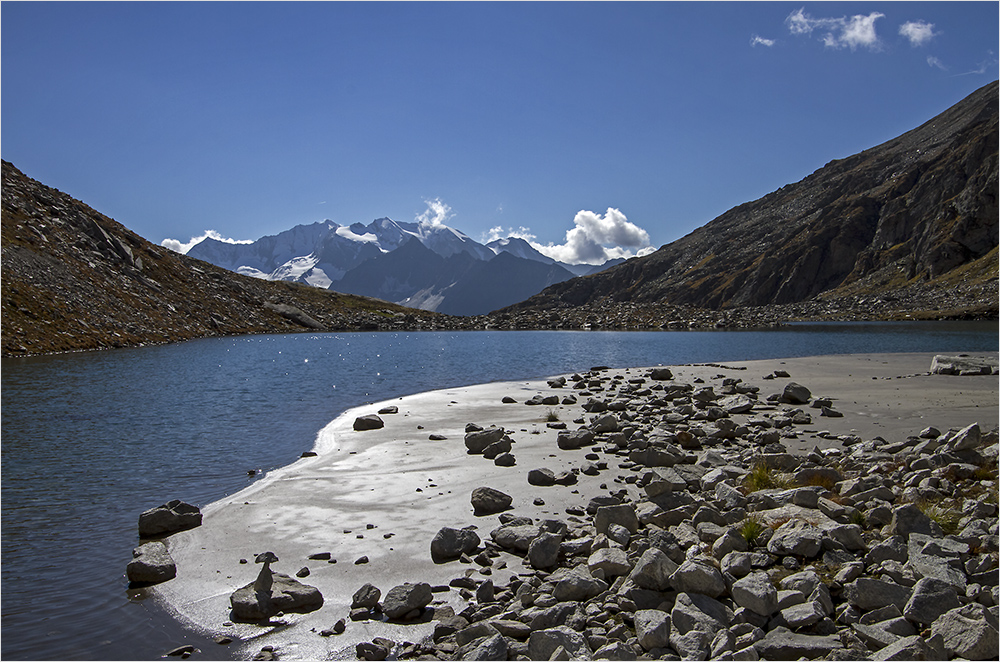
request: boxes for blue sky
[2,2,997,264]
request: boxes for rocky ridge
[1,161,473,357]
[504,81,999,320]
[225,362,998,661]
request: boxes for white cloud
[786,7,884,51]
[927,55,947,71]
[161,230,253,254]
[530,208,652,265]
[899,20,936,47]
[751,35,776,48]
[415,197,453,229]
[483,225,536,244]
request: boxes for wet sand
[152,352,998,659]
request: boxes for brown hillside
[506,81,999,315]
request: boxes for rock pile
[345,366,998,660]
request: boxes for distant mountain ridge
[506,81,999,314]
[184,216,620,315]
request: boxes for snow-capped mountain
[184,217,618,315]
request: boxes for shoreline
[151,352,998,660]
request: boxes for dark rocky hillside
[504,82,999,319]
[0,161,470,357]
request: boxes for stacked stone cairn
[349,365,998,660]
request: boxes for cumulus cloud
[750,35,776,48]
[531,208,652,265]
[483,225,536,244]
[161,230,253,254]
[786,7,884,51]
[415,197,454,229]
[899,20,936,47]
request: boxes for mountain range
[2,82,996,357]
[184,217,621,316]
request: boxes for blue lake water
[1,322,997,660]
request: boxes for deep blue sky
[3,2,997,263]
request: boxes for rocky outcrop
[503,82,999,318]
[137,500,202,538]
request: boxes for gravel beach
[147,352,998,661]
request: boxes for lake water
[1,322,997,660]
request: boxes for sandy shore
[153,352,998,660]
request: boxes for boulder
[587,547,632,577]
[230,573,323,621]
[731,571,777,617]
[671,557,727,598]
[753,626,843,660]
[352,583,381,610]
[781,382,812,404]
[491,524,542,552]
[634,609,671,651]
[464,427,505,454]
[126,541,176,585]
[382,582,432,620]
[902,577,960,625]
[552,567,608,602]
[766,519,823,558]
[594,504,639,535]
[557,429,595,450]
[470,487,512,516]
[137,499,202,538]
[930,602,999,660]
[431,526,481,562]
[526,532,562,569]
[627,547,677,592]
[527,626,591,661]
[527,468,557,486]
[353,414,384,431]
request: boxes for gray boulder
[465,428,505,454]
[126,541,176,585]
[671,557,727,598]
[382,582,432,620]
[753,626,843,660]
[731,571,777,617]
[670,591,733,640]
[491,524,542,552]
[431,526,481,562]
[353,414,384,431]
[137,499,202,538]
[902,576,960,625]
[528,468,557,486]
[930,602,999,660]
[587,547,632,577]
[471,487,512,516]
[766,519,823,558]
[781,382,812,404]
[594,504,639,535]
[527,532,563,569]
[528,626,591,660]
[230,573,323,621]
[552,567,608,602]
[845,577,912,612]
[634,609,671,651]
[627,547,678,592]
[557,429,595,450]
[352,583,381,610]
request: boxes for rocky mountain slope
[505,82,999,319]
[0,161,471,357]
[184,216,614,315]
